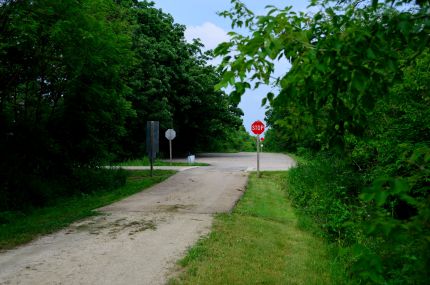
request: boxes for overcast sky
[152,0,311,134]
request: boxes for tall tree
[119,1,243,157]
[0,0,133,208]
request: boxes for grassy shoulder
[114,157,209,167]
[0,170,175,250]
[169,172,348,285]
[286,152,308,166]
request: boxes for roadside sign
[165,129,176,140]
[146,121,159,176]
[165,129,176,164]
[251,120,265,135]
[251,120,265,178]
[146,121,159,157]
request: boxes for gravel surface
[0,152,295,285]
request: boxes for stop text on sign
[251,120,265,135]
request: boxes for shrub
[285,151,430,284]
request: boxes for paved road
[0,153,295,285]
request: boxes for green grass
[113,157,209,167]
[169,172,348,285]
[286,152,308,166]
[0,170,175,250]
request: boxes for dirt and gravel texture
[0,152,295,285]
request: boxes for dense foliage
[216,0,429,283]
[0,0,247,211]
[119,0,245,157]
[0,0,133,210]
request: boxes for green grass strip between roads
[170,172,348,285]
[113,157,209,167]
[0,170,175,250]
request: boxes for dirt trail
[0,152,295,285]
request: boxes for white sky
[152,0,311,134]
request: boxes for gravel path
[0,152,295,285]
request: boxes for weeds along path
[0,153,294,285]
[170,172,347,284]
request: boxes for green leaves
[215,70,235,90]
[261,91,275,107]
[217,1,430,283]
[360,178,412,207]
[120,1,245,155]
[213,41,233,57]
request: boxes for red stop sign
[251,120,265,135]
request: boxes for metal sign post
[169,140,172,164]
[165,129,176,165]
[146,121,159,177]
[257,134,260,177]
[251,120,265,178]
[260,137,265,153]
